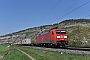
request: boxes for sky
[0,0,90,36]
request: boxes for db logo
[61,35,63,38]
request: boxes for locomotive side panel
[36,31,54,44]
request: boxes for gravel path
[0,55,3,59]
[29,46,90,55]
[17,49,36,60]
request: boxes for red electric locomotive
[36,27,68,47]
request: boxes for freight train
[14,27,68,47]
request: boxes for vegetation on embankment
[18,46,90,60]
[68,24,90,47]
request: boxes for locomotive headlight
[57,36,60,38]
[64,36,67,38]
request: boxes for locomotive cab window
[56,30,66,34]
[61,31,66,34]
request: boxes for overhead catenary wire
[41,0,62,20]
[78,9,90,16]
[36,0,62,25]
[50,0,81,20]
[50,0,90,24]
[79,9,90,19]
[82,14,90,19]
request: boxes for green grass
[19,47,49,60]
[0,45,9,55]
[19,46,90,60]
[2,49,31,60]
[2,45,90,60]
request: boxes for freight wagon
[22,38,31,45]
[14,38,31,45]
[14,40,22,45]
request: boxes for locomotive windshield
[56,30,66,34]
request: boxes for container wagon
[22,38,31,45]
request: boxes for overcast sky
[0,0,90,35]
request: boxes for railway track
[67,47,90,51]
[24,46,90,55]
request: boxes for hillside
[0,19,90,45]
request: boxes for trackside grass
[2,49,30,60]
[18,46,90,60]
[0,45,9,55]
[19,47,49,60]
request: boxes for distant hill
[0,19,90,44]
